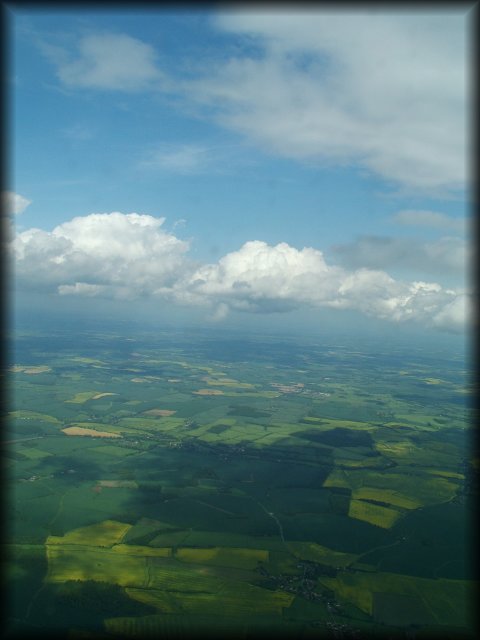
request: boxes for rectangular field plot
[351,487,421,510]
[126,581,294,617]
[62,426,121,438]
[287,542,358,567]
[146,560,225,592]
[179,530,284,551]
[111,544,172,557]
[9,410,61,424]
[47,520,131,547]
[176,547,268,569]
[87,444,139,457]
[65,391,102,404]
[325,468,458,508]
[318,571,472,628]
[348,499,402,529]
[17,446,52,460]
[46,546,148,587]
[104,612,272,637]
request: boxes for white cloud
[11,212,469,333]
[392,209,467,234]
[332,234,468,278]
[2,191,31,216]
[44,33,162,91]
[141,144,212,174]
[173,241,467,332]
[139,142,247,175]
[189,10,467,192]
[432,294,471,333]
[12,212,190,297]
[176,241,340,310]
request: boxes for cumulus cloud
[188,10,467,192]
[10,212,469,333]
[12,212,190,297]
[174,241,342,312]
[43,33,162,91]
[173,241,468,333]
[2,191,31,216]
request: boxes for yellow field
[204,377,255,389]
[9,410,60,424]
[287,542,358,567]
[62,426,121,438]
[334,457,388,469]
[220,391,279,398]
[351,487,421,510]
[98,480,138,488]
[176,547,268,569]
[46,546,148,587]
[67,421,139,436]
[319,573,373,614]
[12,365,52,374]
[425,469,464,480]
[126,583,294,617]
[143,409,177,416]
[306,417,377,432]
[326,468,458,508]
[111,545,172,557]
[193,389,225,395]
[124,589,178,613]
[47,520,131,547]
[374,441,414,457]
[348,499,402,529]
[323,468,351,489]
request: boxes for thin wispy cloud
[139,143,247,175]
[34,15,467,194]
[62,123,95,141]
[188,11,467,194]
[391,209,467,234]
[332,235,468,277]
[140,144,213,174]
[41,32,164,91]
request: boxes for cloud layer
[11,211,469,333]
[332,235,468,277]
[44,33,163,91]
[191,11,467,192]
[38,11,468,194]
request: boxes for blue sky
[6,7,472,340]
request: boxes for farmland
[4,322,475,637]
